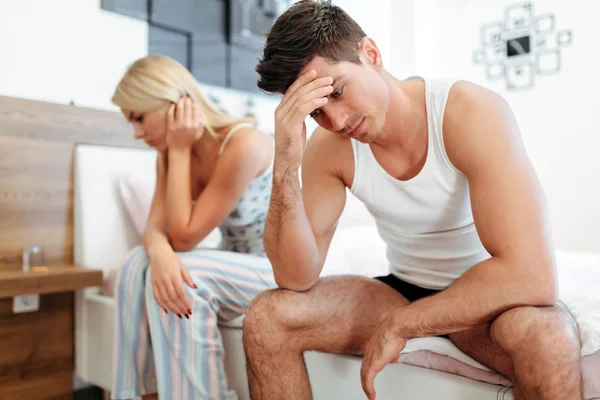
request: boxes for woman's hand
[166,96,204,151]
[148,247,197,318]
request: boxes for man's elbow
[535,281,559,306]
[273,271,318,293]
[523,260,559,306]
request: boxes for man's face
[299,47,389,143]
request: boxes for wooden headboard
[0,95,142,399]
[0,95,143,270]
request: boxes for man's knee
[491,305,580,360]
[243,288,314,350]
[244,289,291,345]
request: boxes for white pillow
[118,175,155,237]
[117,175,222,248]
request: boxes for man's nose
[324,106,349,133]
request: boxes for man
[242,1,583,399]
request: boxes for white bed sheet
[102,245,600,399]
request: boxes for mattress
[101,247,600,399]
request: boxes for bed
[73,143,600,399]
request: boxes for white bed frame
[73,143,513,399]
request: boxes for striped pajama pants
[111,245,276,400]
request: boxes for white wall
[390,0,417,78]
[334,0,394,74]
[410,0,600,252]
[0,0,148,110]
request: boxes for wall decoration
[473,2,572,91]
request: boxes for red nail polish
[188,309,192,314]
[164,309,168,314]
[177,314,182,319]
[185,314,190,319]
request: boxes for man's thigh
[247,275,410,355]
[448,322,514,379]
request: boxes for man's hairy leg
[242,275,409,400]
[450,304,582,400]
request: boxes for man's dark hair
[256,0,366,95]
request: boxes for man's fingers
[293,76,334,101]
[361,364,376,400]
[287,97,328,125]
[281,69,317,104]
[363,353,388,400]
[287,85,333,121]
[278,76,333,118]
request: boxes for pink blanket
[397,336,599,399]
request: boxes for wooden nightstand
[0,265,103,400]
[0,265,102,299]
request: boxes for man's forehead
[300,56,339,78]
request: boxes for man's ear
[358,37,382,69]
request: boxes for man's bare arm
[265,128,347,291]
[391,82,557,338]
[263,69,351,291]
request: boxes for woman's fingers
[167,103,175,129]
[184,97,193,126]
[173,277,192,317]
[176,97,185,123]
[153,282,170,314]
[163,278,186,316]
[181,265,197,290]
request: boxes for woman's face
[122,109,168,152]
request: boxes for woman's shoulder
[219,121,273,155]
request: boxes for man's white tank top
[349,77,491,290]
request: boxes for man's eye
[310,109,321,119]
[332,88,342,98]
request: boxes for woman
[110,54,276,400]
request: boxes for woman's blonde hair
[112,54,254,139]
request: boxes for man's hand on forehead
[281,69,333,119]
[272,69,334,172]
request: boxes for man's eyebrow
[332,75,346,85]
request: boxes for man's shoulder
[446,80,507,117]
[443,80,518,173]
[305,126,352,157]
[303,126,354,185]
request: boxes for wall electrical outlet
[13,294,40,313]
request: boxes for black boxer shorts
[374,274,440,302]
